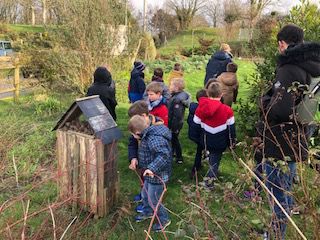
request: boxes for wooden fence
[0,56,20,101]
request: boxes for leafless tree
[204,0,224,27]
[223,0,243,40]
[0,0,20,23]
[167,0,206,30]
[245,0,277,40]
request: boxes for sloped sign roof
[53,95,122,144]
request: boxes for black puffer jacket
[87,67,117,121]
[261,42,320,162]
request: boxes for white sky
[130,0,319,13]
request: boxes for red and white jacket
[193,97,236,151]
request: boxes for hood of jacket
[141,124,172,142]
[213,51,232,61]
[218,72,237,86]
[198,97,223,118]
[278,42,320,77]
[171,91,191,107]
[93,67,112,85]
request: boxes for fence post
[14,59,20,102]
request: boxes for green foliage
[287,0,320,42]
[158,28,218,56]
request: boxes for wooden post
[14,60,20,102]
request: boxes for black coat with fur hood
[261,42,320,162]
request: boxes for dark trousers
[254,150,263,192]
[264,161,296,240]
[172,132,182,159]
[207,151,223,179]
[192,144,204,171]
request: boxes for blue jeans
[141,181,169,224]
[264,161,296,240]
[207,151,223,179]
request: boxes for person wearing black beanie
[87,66,117,121]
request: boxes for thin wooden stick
[127,217,135,232]
[12,153,19,187]
[231,149,307,240]
[59,216,77,240]
[144,230,153,240]
[21,200,30,240]
[49,205,57,240]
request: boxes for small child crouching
[168,78,190,163]
[193,82,236,189]
[128,115,172,232]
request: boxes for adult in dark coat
[87,66,117,121]
[261,24,320,239]
[204,43,233,85]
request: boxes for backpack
[296,76,320,124]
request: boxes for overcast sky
[130,0,318,13]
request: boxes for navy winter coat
[128,68,146,103]
[204,51,232,85]
[187,102,202,144]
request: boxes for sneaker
[262,231,269,240]
[133,193,142,203]
[152,220,171,232]
[135,213,152,222]
[176,158,184,164]
[290,206,300,215]
[135,204,144,213]
[204,178,215,190]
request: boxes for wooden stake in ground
[12,153,19,187]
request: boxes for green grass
[158,28,220,56]
[8,24,45,33]
[0,59,317,239]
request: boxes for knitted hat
[94,67,112,86]
[134,61,146,71]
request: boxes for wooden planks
[56,130,118,217]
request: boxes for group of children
[126,60,238,232]
[86,59,239,232]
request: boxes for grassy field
[8,24,45,33]
[158,28,221,56]
[0,57,316,239]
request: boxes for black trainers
[176,157,184,164]
[152,220,171,232]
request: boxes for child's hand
[129,158,138,170]
[143,169,154,178]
